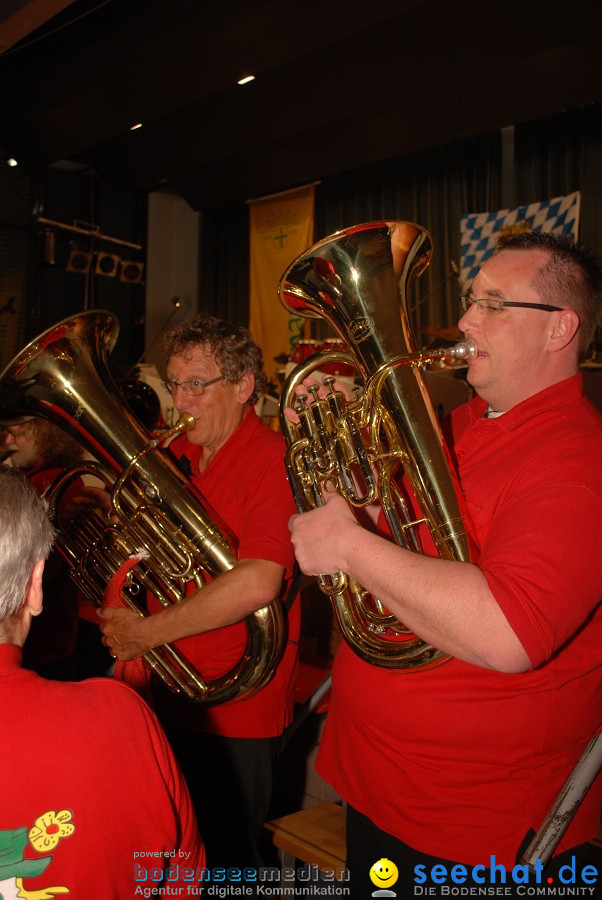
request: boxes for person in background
[0,466,204,896]
[98,314,301,870]
[289,231,602,897]
[1,418,84,679]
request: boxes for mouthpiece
[175,412,196,433]
[153,412,196,449]
[445,338,476,362]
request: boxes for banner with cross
[248,184,316,382]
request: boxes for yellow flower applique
[28,811,75,853]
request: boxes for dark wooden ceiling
[1,0,601,211]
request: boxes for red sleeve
[235,446,296,576]
[479,481,602,667]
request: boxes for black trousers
[345,805,601,900]
[166,729,279,871]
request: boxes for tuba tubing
[0,310,286,703]
[278,221,476,671]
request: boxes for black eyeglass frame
[460,296,564,314]
[160,374,225,397]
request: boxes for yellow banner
[249,183,315,382]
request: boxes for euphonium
[278,221,475,671]
[0,311,285,702]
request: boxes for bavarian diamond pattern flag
[459,191,581,288]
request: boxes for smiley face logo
[369,857,399,890]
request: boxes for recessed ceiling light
[237,75,255,86]
[130,122,143,131]
[7,158,18,167]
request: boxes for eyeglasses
[161,375,224,397]
[5,423,31,437]
[460,296,564,315]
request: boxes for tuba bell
[0,310,286,703]
[278,220,475,671]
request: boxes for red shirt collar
[466,373,584,432]
[175,406,261,478]
[0,643,23,675]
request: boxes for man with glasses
[98,313,300,872]
[289,231,602,896]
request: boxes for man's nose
[457,304,478,332]
[172,384,193,409]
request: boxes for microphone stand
[521,731,602,871]
[126,297,184,379]
[417,260,462,308]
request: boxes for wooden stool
[264,801,346,877]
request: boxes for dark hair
[28,419,82,468]
[163,314,268,404]
[496,231,602,356]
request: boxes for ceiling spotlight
[95,252,120,277]
[6,158,18,167]
[130,122,143,131]
[237,75,255,86]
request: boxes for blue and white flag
[459,191,581,288]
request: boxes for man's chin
[466,357,489,389]
[465,367,479,389]
[184,428,204,446]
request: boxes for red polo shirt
[317,374,602,867]
[0,644,204,895]
[152,407,300,737]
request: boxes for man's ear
[25,559,45,617]
[235,371,255,404]
[549,309,580,351]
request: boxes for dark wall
[0,164,147,375]
[2,102,600,375]
[200,103,602,343]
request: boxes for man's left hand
[289,488,358,577]
[97,607,151,660]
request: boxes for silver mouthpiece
[446,338,476,362]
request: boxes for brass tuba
[0,311,285,702]
[278,221,475,671]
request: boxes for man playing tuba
[99,314,300,871]
[289,231,602,896]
